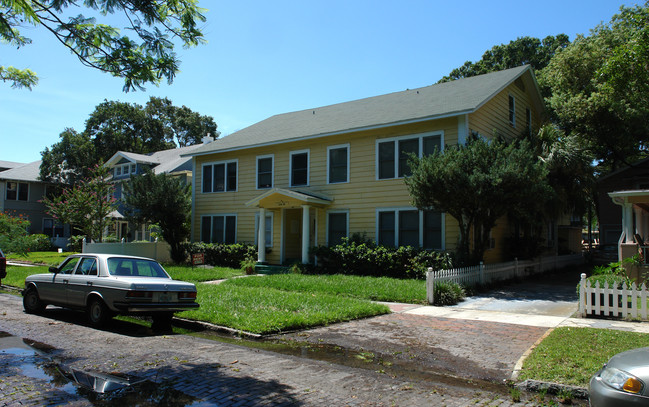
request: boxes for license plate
[158,293,172,302]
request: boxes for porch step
[254,264,291,275]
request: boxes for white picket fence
[578,273,649,319]
[426,254,584,304]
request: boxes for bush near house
[183,242,257,268]
[310,239,453,279]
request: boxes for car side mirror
[49,266,59,274]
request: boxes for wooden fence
[578,273,649,319]
[426,254,584,305]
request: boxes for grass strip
[178,282,390,335]
[163,265,244,282]
[518,326,649,387]
[2,265,50,288]
[225,273,427,304]
[7,251,72,265]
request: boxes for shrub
[28,234,53,252]
[433,281,465,305]
[310,238,452,279]
[183,242,257,268]
[68,235,85,252]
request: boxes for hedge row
[309,240,453,280]
[182,242,257,268]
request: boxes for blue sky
[1,0,636,163]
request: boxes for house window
[6,182,28,201]
[201,214,237,244]
[254,213,273,247]
[328,145,349,184]
[115,167,122,176]
[509,95,516,127]
[257,155,273,189]
[202,161,237,193]
[526,108,532,134]
[377,208,443,249]
[131,164,137,174]
[43,218,64,237]
[327,211,348,246]
[290,150,309,187]
[377,133,442,180]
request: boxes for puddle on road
[0,331,205,406]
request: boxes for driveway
[275,267,587,385]
[451,267,582,317]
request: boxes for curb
[516,379,588,400]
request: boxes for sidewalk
[393,302,649,333]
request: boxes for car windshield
[107,258,170,278]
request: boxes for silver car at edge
[589,347,649,406]
[22,253,199,329]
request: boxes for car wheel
[151,312,174,331]
[23,288,46,314]
[87,297,111,327]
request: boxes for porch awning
[245,188,333,209]
[609,190,649,211]
[108,210,125,219]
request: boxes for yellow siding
[193,79,544,265]
[469,81,541,141]
[193,118,461,264]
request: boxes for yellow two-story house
[186,65,545,265]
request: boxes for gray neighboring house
[105,137,215,242]
[0,160,72,248]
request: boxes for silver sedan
[22,253,199,329]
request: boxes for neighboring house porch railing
[82,238,172,263]
[579,273,649,320]
[426,254,584,304]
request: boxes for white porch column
[258,207,266,263]
[301,205,311,264]
[623,202,634,243]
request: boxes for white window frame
[256,154,274,190]
[6,181,28,201]
[509,94,516,127]
[202,159,238,193]
[327,144,350,184]
[200,214,237,243]
[375,207,445,250]
[326,210,349,246]
[375,131,444,180]
[289,149,310,187]
[254,212,274,247]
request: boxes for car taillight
[126,290,153,299]
[178,292,197,300]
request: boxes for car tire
[87,297,111,327]
[151,312,174,331]
[23,288,46,314]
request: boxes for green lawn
[178,282,389,334]
[225,273,427,304]
[518,326,649,387]
[7,251,73,265]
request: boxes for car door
[66,257,98,307]
[38,257,79,305]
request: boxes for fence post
[82,238,86,253]
[515,257,519,279]
[154,237,158,261]
[121,237,125,254]
[579,273,586,317]
[426,267,435,305]
[479,262,485,285]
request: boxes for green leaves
[406,136,551,264]
[2,0,207,91]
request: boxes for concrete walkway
[391,303,649,333]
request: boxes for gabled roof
[106,144,204,175]
[0,160,24,172]
[188,65,541,157]
[0,161,43,182]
